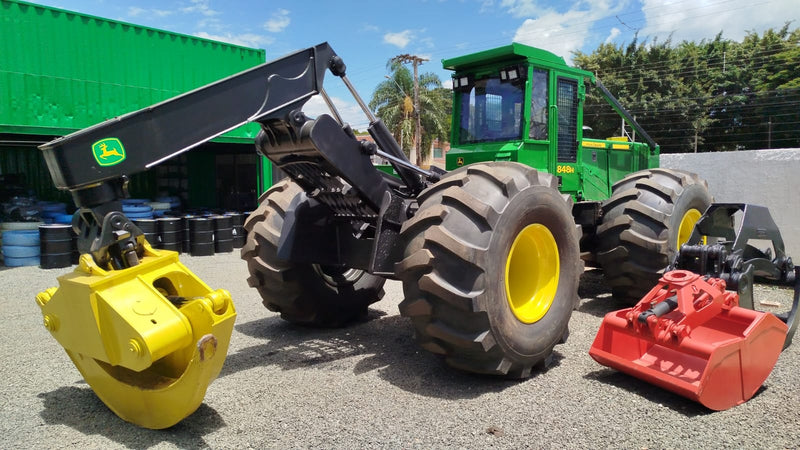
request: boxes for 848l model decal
[556,165,575,174]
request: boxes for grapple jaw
[590,270,788,411]
[35,244,236,429]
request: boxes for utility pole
[392,54,428,166]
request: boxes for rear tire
[241,180,385,327]
[396,162,582,378]
[596,168,712,304]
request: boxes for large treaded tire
[596,168,712,304]
[396,162,582,378]
[241,180,385,327]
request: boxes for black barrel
[157,217,183,252]
[133,219,159,248]
[182,215,195,253]
[188,217,214,256]
[213,215,233,253]
[71,230,79,264]
[227,212,247,248]
[39,224,74,269]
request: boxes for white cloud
[128,6,146,17]
[500,0,540,18]
[510,0,627,61]
[264,9,290,33]
[605,27,621,43]
[197,16,223,32]
[181,0,218,17]
[639,0,799,43]
[194,31,273,48]
[512,14,588,61]
[128,6,173,18]
[384,30,414,48]
[442,79,454,89]
[303,95,370,130]
[362,23,380,33]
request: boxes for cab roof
[442,42,594,79]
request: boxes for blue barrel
[122,198,150,205]
[2,229,40,266]
[123,203,154,220]
[37,202,67,213]
[53,213,75,224]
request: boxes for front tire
[595,168,712,304]
[396,162,582,378]
[241,180,385,327]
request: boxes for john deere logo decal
[92,138,126,167]
[456,157,465,166]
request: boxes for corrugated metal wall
[0,0,265,141]
[0,143,70,202]
[0,141,155,202]
[0,0,270,204]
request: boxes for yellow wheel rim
[505,224,559,324]
[677,208,702,249]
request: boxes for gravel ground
[1,251,798,449]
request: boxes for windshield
[458,77,524,144]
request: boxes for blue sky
[32,0,798,129]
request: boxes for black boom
[38,43,439,272]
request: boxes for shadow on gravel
[584,368,712,416]
[225,310,546,399]
[577,269,634,318]
[38,384,225,447]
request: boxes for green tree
[575,25,800,152]
[369,60,449,164]
[575,36,700,153]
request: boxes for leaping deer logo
[98,142,123,160]
[92,138,126,166]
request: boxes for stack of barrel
[132,212,248,257]
[2,205,250,267]
[1,225,42,267]
[0,223,78,269]
[38,202,78,269]
[122,199,154,219]
[1,201,79,268]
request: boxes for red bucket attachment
[590,270,788,410]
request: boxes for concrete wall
[660,148,800,259]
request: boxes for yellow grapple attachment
[35,245,236,429]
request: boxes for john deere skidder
[35,42,796,427]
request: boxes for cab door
[550,74,583,195]
[519,67,550,172]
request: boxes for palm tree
[369,60,449,165]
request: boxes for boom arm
[41,43,336,190]
[38,42,431,270]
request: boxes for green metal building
[0,0,271,210]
